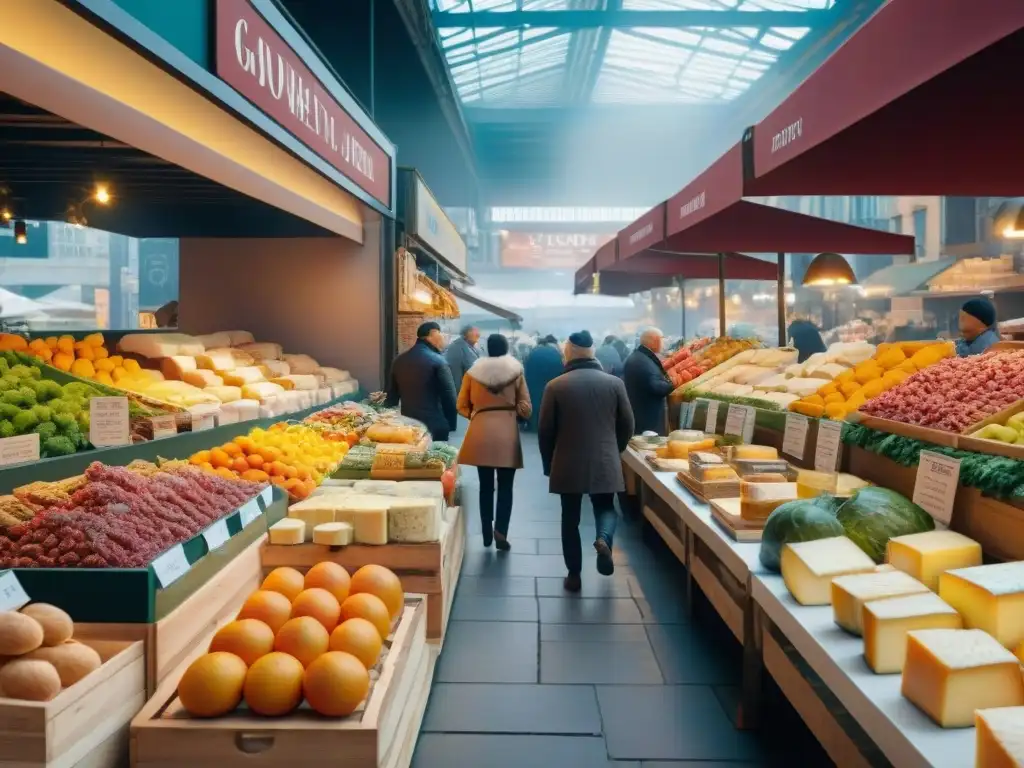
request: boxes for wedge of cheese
[976,707,1024,767]
[901,629,1024,728]
[269,518,305,545]
[196,349,237,371]
[193,332,232,350]
[831,570,930,636]
[237,342,283,360]
[259,360,291,378]
[219,366,265,386]
[160,355,197,380]
[225,330,254,346]
[287,500,337,541]
[120,333,204,358]
[887,530,982,591]
[863,593,962,674]
[204,385,242,404]
[733,445,778,460]
[183,369,224,388]
[781,537,875,605]
[276,374,319,391]
[332,495,391,544]
[282,354,319,375]
[388,497,441,543]
[313,522,353,546]
[939,562,1024,648]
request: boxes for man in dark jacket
[385,322,458,441]
[523,335,563,432]
[539,330,635,592]
[596,335,624,377]
[623,327,674,435]
[445,324,481,393]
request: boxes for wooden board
[130,597,429,768]
[0,638,145,768]
[708,498,764,542]
[437,508,465,645]
[676,470,740,501]
[854,413,960,448]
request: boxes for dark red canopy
[745,0,1024,196]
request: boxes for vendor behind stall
[956,297,1000,356]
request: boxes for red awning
[745,0,1024,196]
[595,271,675,297]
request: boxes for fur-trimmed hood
[467,355,523,393]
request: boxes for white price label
[202,519,231,552]
[239,498,262,529]
[724,404,747,437]
[913,451,961,526]
[151,544,190,588]
[89,397,130,447]
[702,399,720,433]
[0,434,40,466]
[0,570,29,611]
[782,413,809,459]
[741,405,756,444]
[192,413,216,432]
[683,402,696,430]
[150,414,177,440]
[814,420,843,472]
[258,486,275,509]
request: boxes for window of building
[912,208,927,261]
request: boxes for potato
[0,612,43,656]
[25,642,101,687]
[0,659,61,701]
[20,604,73,647]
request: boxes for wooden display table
[260,507,466,643]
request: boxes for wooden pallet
[709,498,765,542]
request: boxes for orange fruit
[234,435,254,451]
[231,457,250,473]
[246,454,264,469]
[339,593,391,640]
[350,565,404,619]
[237,590,292,634]
[259,446,282,464]
[302,651,369,717]
[290,588,341,632]
[304,562,351,604]
[274,616,329,667]
[329,618,382,669]
[283,464,298,480]
[222,442,242,457]
[243,652,304,716]
[199,462,214,472]
[271,476,287,487]
[210,448,232,469]
[208,619,275,666]
[190,450,211,466]
[242,469,270,483]
[262,567,305,602]
[214,467,237,481]
[268,461,288,477]
[284,477,306,497]
[296,467,312,481]
[177,652,247,717]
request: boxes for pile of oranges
[178,562,403,718]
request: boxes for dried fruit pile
[0,462,266,568]
[860,350,1024,432]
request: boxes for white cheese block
[216,407,238,426]
[887,530,982,591]
[282,354,320,375]
[394,481,445,499]
[120,333,204,358]
[311,486,356,498]
[808,362,849,380]
[940,562,1024,648]
[313,522,353,546]
[278,374,320,391]
[221,366,267,386]
[260,360,291,378]
[756,374,791,392]
[321,479,357,487]
[269,518,305,545]
[196,350,237,371]
[225,330,255,346]
[193,332,232,350]
[333,380,359,397]
[318,367,352,383]
[183,369,224,388]
[975,707,1024,767]
[205,385,243,404]
[332,495,390,545]
[901,629,1024,728]
[220,398,261,422]
[160,355,198,380]
[863,593,962,674]
[785,378,831,396]
[831,570,930,636]
[388,497,441,543]
[352,480,401,496]
[287,502,336,541]
[781,537,876,605]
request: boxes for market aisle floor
[412,432,833,768]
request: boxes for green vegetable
[9,364,34,380]
[17,386,36,406]
[759,499,845,572]
[835,486,934,563]
[1,390,24,407]
[0,403,20,421]
[52,412,76,432]
[32,380,61,402]
[0,420,14,439]
[41,436,76,457]
[0,375,19,392]
[12,410,38,434]
[32,422,57,440]
[31,405,51,423]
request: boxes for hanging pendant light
[802,252,857,287]
[993,198,1024,240]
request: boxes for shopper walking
[446,325,481,392]
[456,334,532,550]
[523,334,563,432]
[539,331,634,592]
[596,335,625,377]
[385,322,458,442]
[622,327,674,435]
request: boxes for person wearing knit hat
[956,297,1000,357]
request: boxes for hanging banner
[500,232,615,270]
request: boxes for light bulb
[94,184,111,205]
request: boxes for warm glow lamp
[13,220,27,245]
[994,198,1024,240]
[802,252,857,287]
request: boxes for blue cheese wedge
[387,497,441,543]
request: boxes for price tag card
[724,404,747,437]
[258,486,275,510]
[149,414,177,440]
[192,412,217,432]
[0,570,29,612]
[239,498,263,529]
[151,544,190,588]
[89,397,130,447]
[782,413,809,459]
[741,406,756,444]
[814,420,843,472]
[0,434,40,467]
[702,399,720,433]
[202,518,231,552]
[913,451,961,526]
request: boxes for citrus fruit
[178,652,247,717]
[273,616,329,668]
[349,565,404,619]
[237,590,292,634]
[339,593,391,640]
[304,562,351,604]
[290,588,341,632]
[243,652,304,716]
[329,618,382,669]
[302,651,369,716]
[262,567,306,602]
[208,619,274,666]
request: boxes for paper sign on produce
[782,413,809,459]
[814,420,843,473]
[913,451,961,526]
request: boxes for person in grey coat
[385,322,458,441]
[596,335,625,377]
[446,325,482,393]
[539,330,635,593]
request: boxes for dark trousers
[560,493,618,575]
[431,429,450,442]
[477,466,516,536]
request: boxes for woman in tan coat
[457,334,532,550]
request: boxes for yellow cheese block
[160,355,197,380]
[220,366,266,387]
[733,445,778,460]
[312,522,353,546]
[781,537,875,605]
[862,592,962,674]
[182,369,224,388]
[976,707,1024,767]
[287,504,336,541]
[888,530,983,590]
[268,518,304,545]
[332,495,390,545]
[196,350,236,371]
[831,570,929,636]
[939,562,1024,648]
[901,629,1024,728]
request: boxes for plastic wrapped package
[237,342,284,360]
[120,333,205,358]
[225,330,255,346]
[282,354,320,375]
[193,332,232,350]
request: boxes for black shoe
[482,519,493,548]
[564,573,582,593]
[494,532,511,552]
[594,539,614,576]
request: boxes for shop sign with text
[501,232,615,270]
[413,178,466,275]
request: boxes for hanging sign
[913,451,962,526]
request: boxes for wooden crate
[76,535,266,697]
[0,638,145,768]
[130,597,432,768]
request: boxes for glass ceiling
[431,0,835,106]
